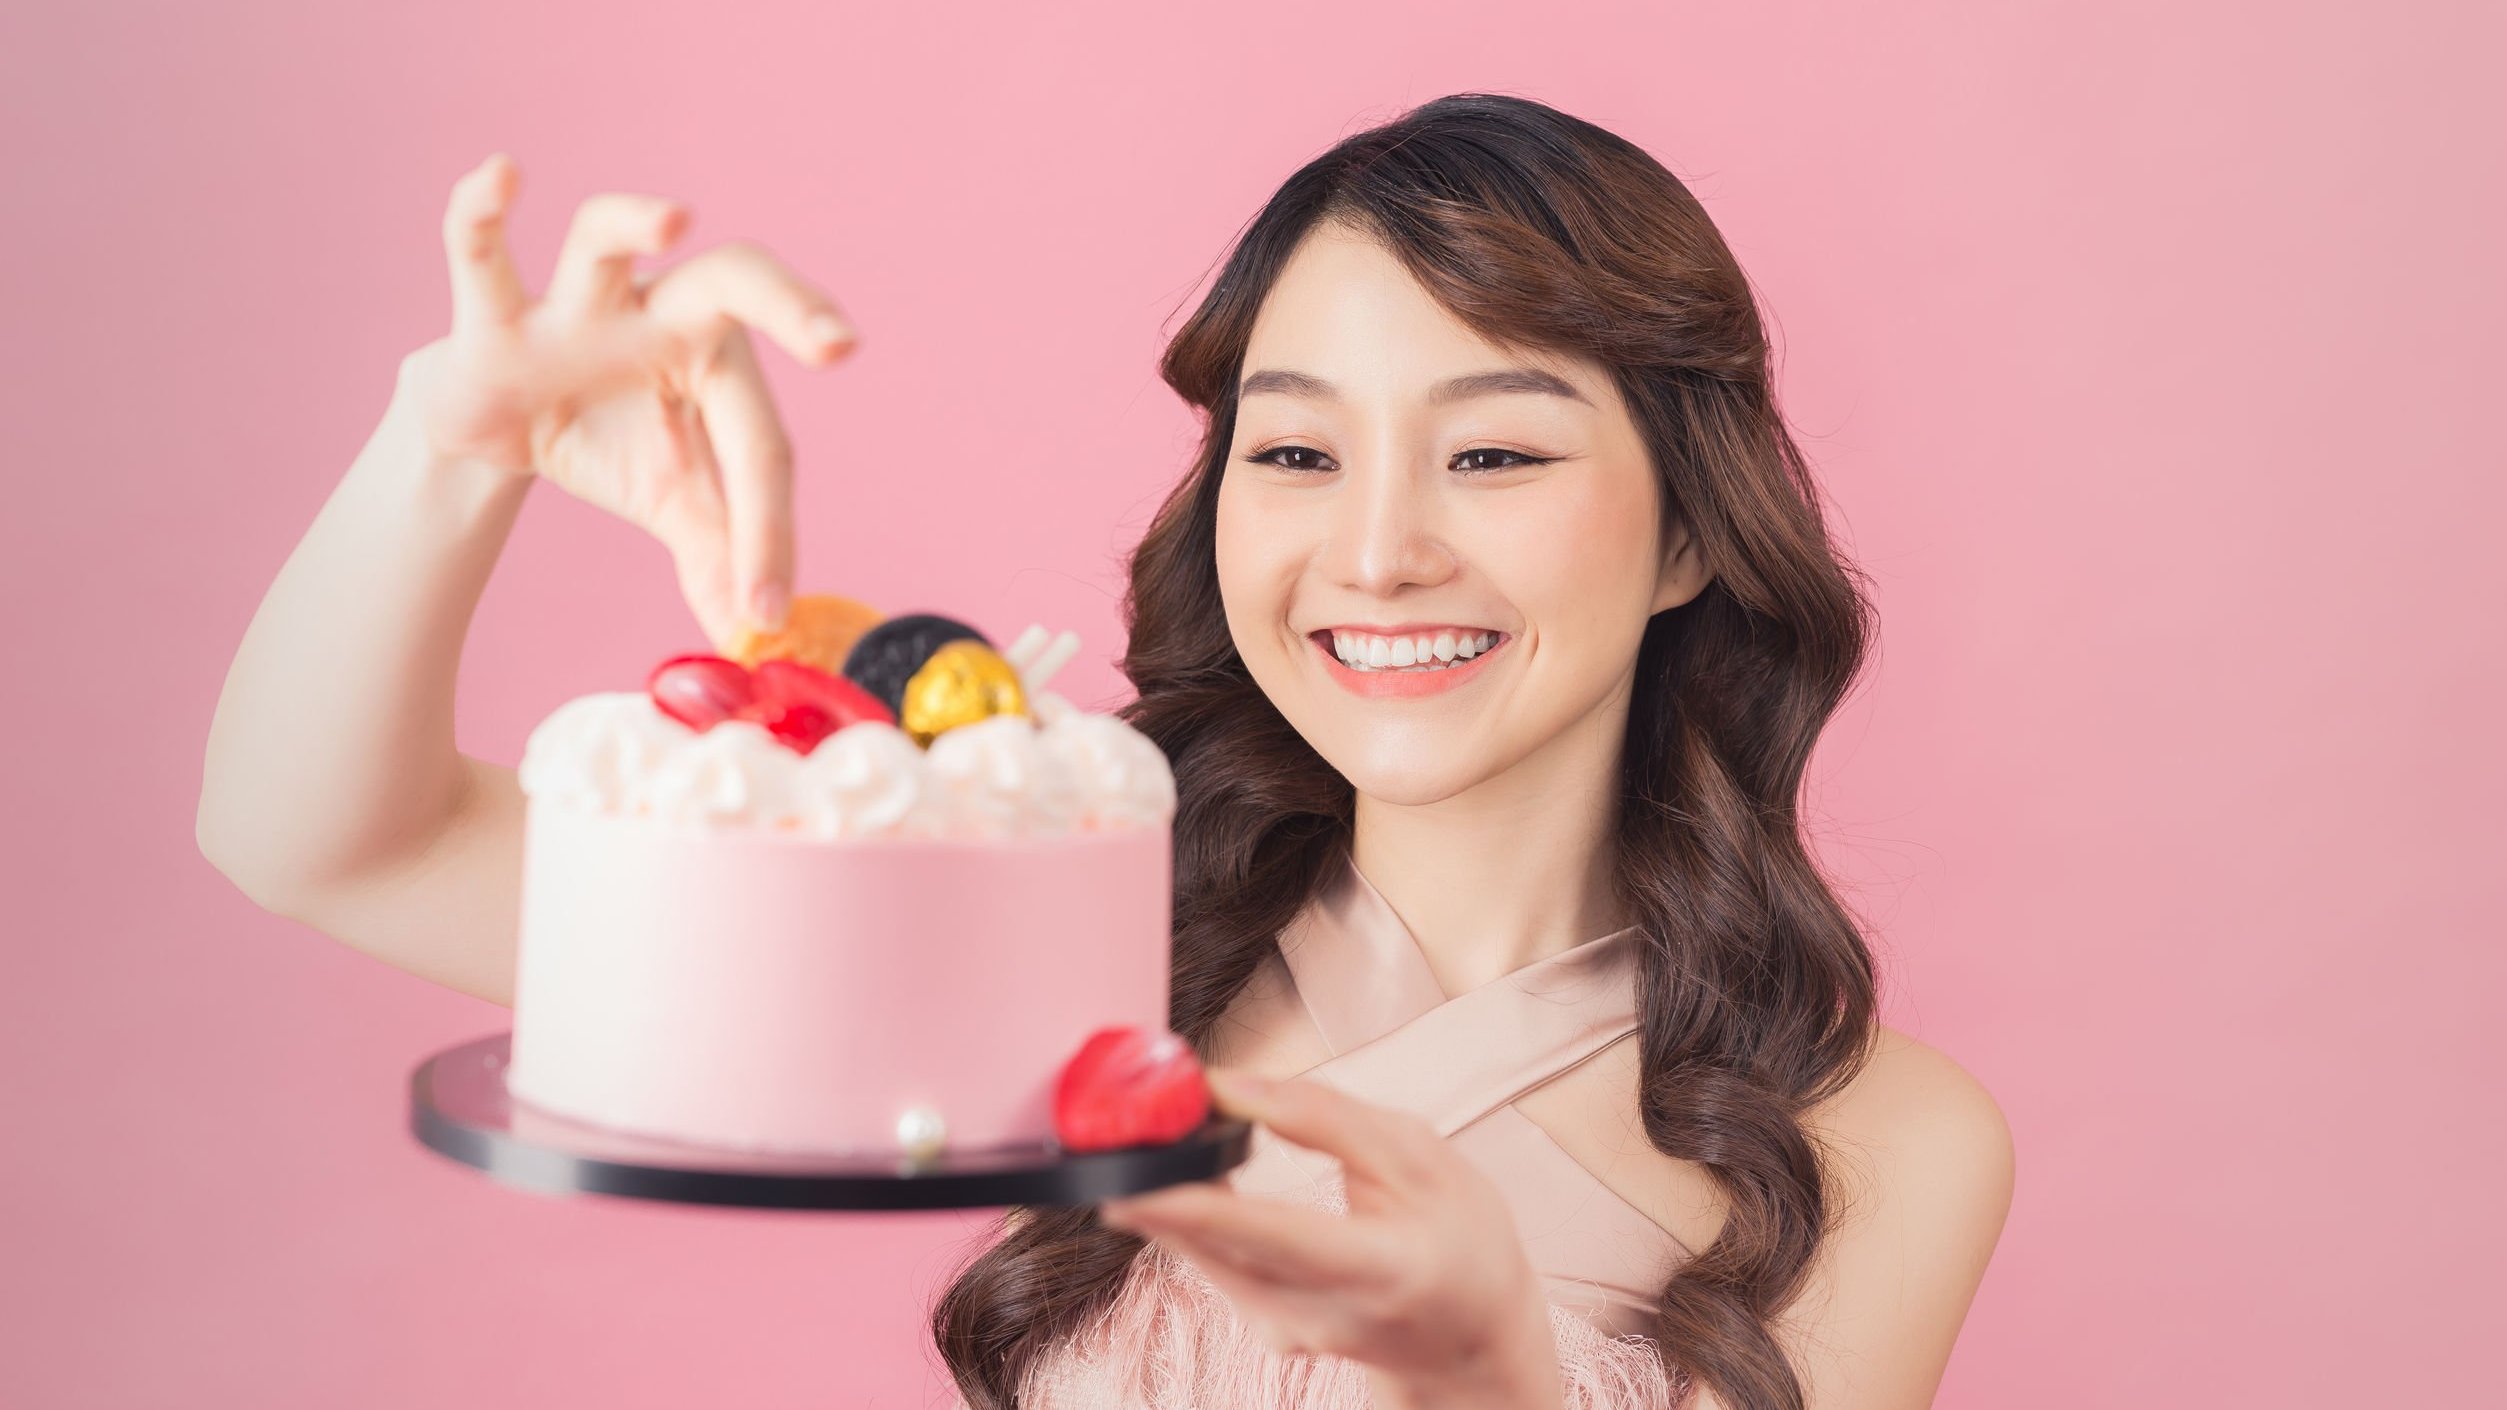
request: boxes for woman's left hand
[1099,1067,1567,1410]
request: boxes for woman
[198,93,2011,1409]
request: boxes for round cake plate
[410,1032,1254,1211]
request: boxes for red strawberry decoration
[645,654,895,755]
[752,659,891,730]
[1053,1025,1211,1152]
[647,654,756,730]
[754,700,838,753]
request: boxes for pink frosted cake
[505,607,1181,1159]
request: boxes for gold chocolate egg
[899,639,1028,746]
[728,593,883,675]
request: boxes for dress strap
[1276,859,1644,1137]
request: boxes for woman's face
[1215,222,1711,808]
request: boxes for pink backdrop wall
[5,1,2499,1405]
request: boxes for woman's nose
[1324,460,1456,596]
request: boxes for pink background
[4,2,2499,1406]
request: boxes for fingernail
[750,581,789,630]
[805,312,854,350]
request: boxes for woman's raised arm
[196,152,858,1005]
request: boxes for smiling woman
[931,92,2012,1410]
[183,78,2007,1410]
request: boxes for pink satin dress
[1004,858,1696,1408]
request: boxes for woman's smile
[1308,625,1511,698]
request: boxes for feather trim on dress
[1011,1231,1690,1409]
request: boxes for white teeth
[1327,630,1501,672]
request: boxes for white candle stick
[1024,630,1082,694]
[1004,623,1050,671]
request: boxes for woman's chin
[1331,754,1503,810]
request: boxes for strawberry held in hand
[645,653,893,755]
[1054,1025,1212,1151]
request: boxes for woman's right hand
[402,151,860,648]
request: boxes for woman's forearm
[197,347,532,912]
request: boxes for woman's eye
[1452,448,1548,474]
[1244,445,1334,473]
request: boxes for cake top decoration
[517,600,1174,840]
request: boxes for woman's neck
[1347,691,1631,998]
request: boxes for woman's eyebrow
[1237,366,1591,408]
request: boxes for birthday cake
[505,597,1209,1160]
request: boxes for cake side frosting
[507,803,1173,1154]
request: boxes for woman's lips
[1310,631,1508,698]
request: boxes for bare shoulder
[1776,1024,2015,1407]
[1809,1023,2016,1232]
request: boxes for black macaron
[841,613,989,720]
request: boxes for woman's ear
[1650,516,1714,613]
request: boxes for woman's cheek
[1214,486,1303,679]
[1466,484,1631,621]
[1476,479,1659,694]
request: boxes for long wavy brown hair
[932,91,1881,1409]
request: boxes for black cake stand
[410,1032,1254,1211]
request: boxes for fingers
[693,326,796,632]
[1103,1183,1392,1290]
[642,239,859,369]
[667,508,747,652]
[1212,1072,1442,1191]
[640,403,747,650]
[1124,1213,1353,1359]
[442,153,529,332]
[1162,1247,1338,1359]
[545,191,691,319]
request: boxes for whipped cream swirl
[518,691,1174,839]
